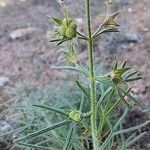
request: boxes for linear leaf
[17,142,55,150]
[114,120,150,135]
[56,38,71,46]
[121,60,127,68]
[94,28,119,39]
[125,132,146,148]
[0,126,27,137]
[100,108,129,150]
[118,87,144,108]
[124,71,138,79]
[95,76,114,87]
[49,38,61,43]
[117,90,132,110]
[105,99,121,117]
[124,133,136,144]
[14,120,71,142]
[76,81,90,101]
[114,60,118,70]
[53,18,63,26]
[124,76,142,82]
[96,87,113,110]
[63,123,75,150]
[51,65,86,75]
[114,108,129,130]
[33,104,68,116]
[106,88,131,117]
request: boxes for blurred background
[0,0,149,149]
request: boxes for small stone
[75,18,83,25]
[0,121,13,132]
[127,8,132,12]
[121,44,128,49]
[9,27,36,40]
[75,18,84,31]
[125,32,139,43]
[0,76,9,86]
[143,28,149,32]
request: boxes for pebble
[0,121,13,132]
[9,27,36,40]
[0,76,9,86]
[125,32,139,43]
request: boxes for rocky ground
[0,0,150,149]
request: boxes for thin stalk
[85,0,98,149]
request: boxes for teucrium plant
[13,0,150,150]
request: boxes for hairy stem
[85,0,98,149]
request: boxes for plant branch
[85,0,98,149]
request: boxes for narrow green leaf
[79,93,85,112]
[95,76,114,87]
[63,123,75,150]
[33,104,68,116]
[121,132,146,150]
[105,99,121,117]
[124,76,142,82]
[0,126,27,137]
[118,87,144,108]
[77,31,87,40]
[106,88,131,117]
[121,60,127,68]
[14,120,71,142]
[124,71,138,79]
[100,108,129,150]
[56,40,66,46]
[49,38,61,43]
[100,28,119,34]
[125,133,136,143]
[17,142,55,150]
[114,120,150,135]
[53,18,63,26]
[104,88,115,110]
[99,131,113,150]
[94,28,119,39]
[96,87,113,110]
[114,60,118,70]
[76,81,90,101]
[117,90,132,110]
[56,38,71,46]
[51,65,86,75]
[113,108,129,130]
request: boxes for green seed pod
[69,111,76,119]
[59,25,66,37]
[66,27,76,38]
[63,18,72,27]
[69,22,77,30]
[74,113,81,122]
[107,71,122,84]
[69,110,82,122]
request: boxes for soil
[0,0,150,149]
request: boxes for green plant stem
[85,0,98,149]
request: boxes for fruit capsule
[59,25,66,37]
[66,27,76,38]
[63,18,72,27]
[69,22,77,30]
